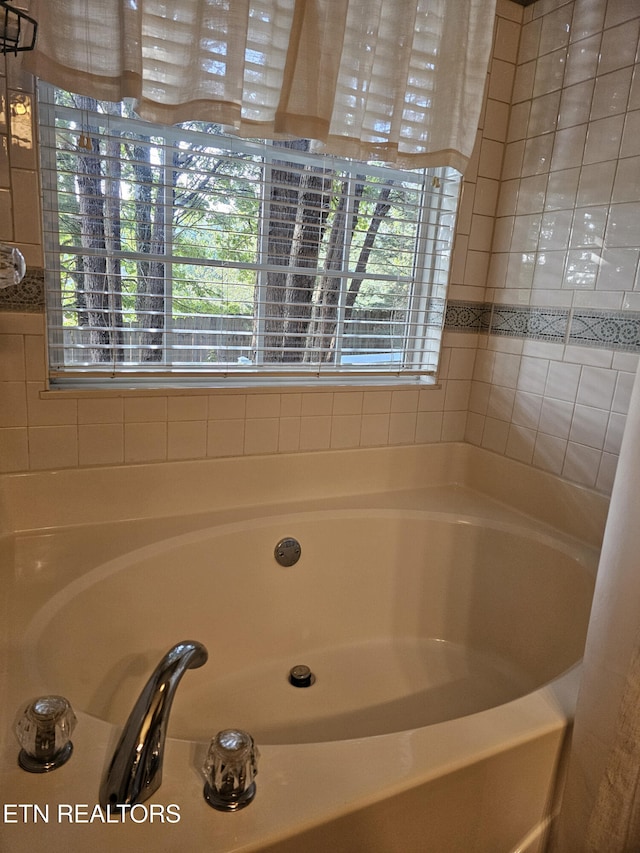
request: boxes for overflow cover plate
[274,537,301,567]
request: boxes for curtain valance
[24,0,496,171]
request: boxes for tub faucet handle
[203,729,259,811]
[14,695,77,773]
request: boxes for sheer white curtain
[24,0,495,171]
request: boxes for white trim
[39,82,460,387]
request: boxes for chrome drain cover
[289,665,315,687]
[274,537,301,567]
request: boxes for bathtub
[0,444,604,852]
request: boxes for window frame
[38,82,461,390]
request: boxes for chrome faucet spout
[99,640,208,810]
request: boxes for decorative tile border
[2,286,640,354]
[490,305,568,342]
[446,300,640,353]
[0,268,45,312]
[569,309,640,352]
[444,301,491,333]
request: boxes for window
[39,83,461,388]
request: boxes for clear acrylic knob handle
[203,729,259,811]
[0,243,25,289]
[14,695,77,772]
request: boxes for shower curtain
[551,358,640,850]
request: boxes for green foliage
[49,86,441,367]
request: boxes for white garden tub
[0,444,604,852]
[23,510,594,748]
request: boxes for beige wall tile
[332,391,363,416]
[12,169,40,244]
[362,391,392,414]
[26,382,77,426]
[124,396,167,423]
[442,411,467,441]
[0,426,28,471]
[246,393,280,418]
[0,333,24,380]
[493,17,521,64]
[167,420,207,461]
[278,416,300,452]
[124,421,167,463]
[78,397,124,425]
[208,394,246,420]
[389,412,417,445]
[24,334,45,381]
[279,393,302,417]
[330,415,361,449]
[244,417,279,454]
[301,392,333,417]
[79,423,124,466]
[0,186,12,239]
[207,419,245,457]
[167,395,208,422]
[415,411,443,443]
[28,425,78,470]
[360,413,389,446]
[299,415,331,450]
[0,380,26,426]
[391,389,419,412]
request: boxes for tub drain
[289,665,315,688]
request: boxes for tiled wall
[0,0,638,497]
[0,307,474,472]
[0,59,42,270]
[462,0,640,493]
[0,0,502,477]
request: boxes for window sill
[43,375,439,397]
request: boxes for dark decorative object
[0,1,37,54]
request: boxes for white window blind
[39,83,461,388]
